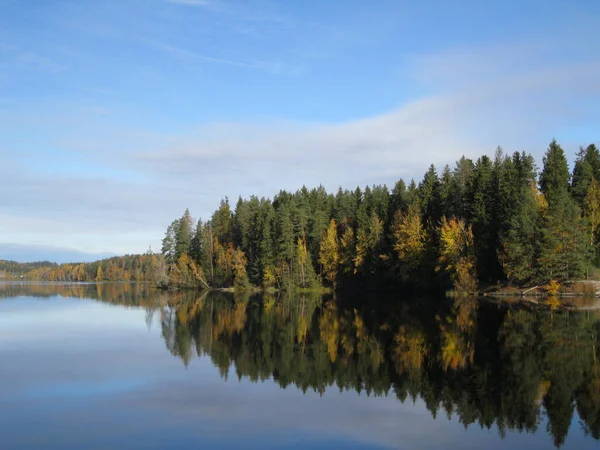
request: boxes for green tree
[212,198,233,245]
[161,220,178,265]
[189,219,204,263]
[540,139,571,209]
[175,208,193,259]
[467,155,495,281]
[500,182,541,284]
[584,178,600,247]
[537,190,590,281]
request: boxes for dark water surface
[0,282,599,449]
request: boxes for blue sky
[1,0,599,261]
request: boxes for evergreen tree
[537,190,589,281]
[438,165,454,218]
[452,156,474,219]
[572,144,600,207]
[390,180,407,218]
[161,220,178,265]
[212,198,233,244]
[189,219,204,263]
[539,139,571,209]
[467,155,495,281]
[500,183,541,284]
[175,209,193,259]
[419,164,441,225]
[571,147,594,207]
[584,179,600,248]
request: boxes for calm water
[0,283,599,449]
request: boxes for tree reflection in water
[1,282,598,448]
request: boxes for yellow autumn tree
[170,253,210,289]
[392,325,428,376]
[296,235,311,287]
[319,218,340,287]
[339,223,355,275]
[95,264,104,282]
[229,244,249,289]
[213,240,249,289]
[440,326,474,371]
[437,216,478,294]
[262,265,277,289]
[319,301,340,362]
[392,203,426,281]
[584,178,600,245]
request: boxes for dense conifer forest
[158,140,600,293]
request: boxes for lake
[0,282,598,449]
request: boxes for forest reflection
[161,293,600,448]
[1,282,599,448]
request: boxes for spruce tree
[500,183,541,284]
[175,209,193,259]
[539,139,571,209]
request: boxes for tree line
[161,140,600,292]
[0,253,164,283]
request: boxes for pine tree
[189,219,204,263]
[175,209,193,259]
[419,164,441,225]
[467,155,495,281]
[572,144,600,207]
[438,165,454,218]
[161,220,178,265]
[571,147,594,207]
[452,156,474,219]
[212,198,233,245]
[540,139,571,209]
[537,190,589,281]
[537,141,590,281]
[500,183,541,284]
[584,178,600,247]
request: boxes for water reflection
[1,282,599,448]
[157,292,600,448]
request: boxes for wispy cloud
[16,51,68,74]
[157,43,296,74]
[167,0,212,6]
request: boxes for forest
[0,253,163,283]
[159,140,600,293]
